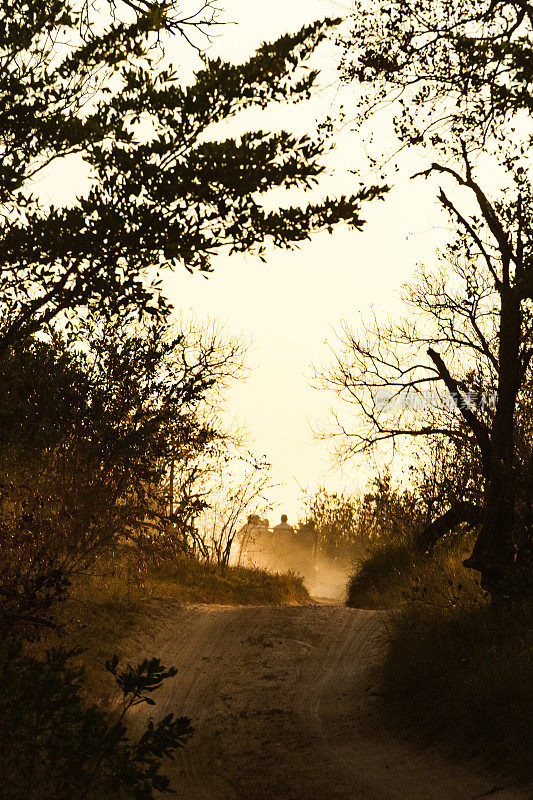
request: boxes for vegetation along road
[126,601,530,800]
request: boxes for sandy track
[123,601,530,800]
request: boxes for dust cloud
[232,529,354,602]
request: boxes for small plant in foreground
[0,640,193,800]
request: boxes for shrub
[0,640,192,800]
[347,542,415,607]
[349,531,533,775]
[346,528,482,608]
[382,599,533,775]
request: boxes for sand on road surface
[123,601,530,800]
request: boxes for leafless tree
[195,455,273,566]
[319,147,533,595]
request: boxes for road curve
[123,601,530,800]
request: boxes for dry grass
[382,598,533,777]
[58,553,309,670]
[347,535,533,777]
[146,556,310,605]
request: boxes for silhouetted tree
[0,314,247,629]
[320,166,533,594]
[339,0,533,156]
[0,6,386,354]
[196,453,272,566]
[333,0,533,595]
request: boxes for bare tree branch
[427,347,491,471]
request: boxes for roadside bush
[347,542,415,606]
[0,639,192,800]
[0,486,83,637]
[346,526,480,608]
[382,598,533,776]
[303,475,420,564]
[347,527,532,776]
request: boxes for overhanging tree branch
[427,346,491,471]
[413,158,514,273]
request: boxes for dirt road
[125,601,530,800]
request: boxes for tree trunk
[416,501,482,554]
[464,290,521,595]
[169,458,174,518]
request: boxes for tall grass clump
[347,542,415,607]
[382,595,533,776]
[145,555,310,606]
[347,516,532,777]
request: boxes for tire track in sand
[122,602,530,800]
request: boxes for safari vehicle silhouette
[236,515,318,591]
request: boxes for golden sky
[162,0,451,521]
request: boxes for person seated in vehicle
[272,514,295,535]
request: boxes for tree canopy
[0,4,386,352]
[330,0,533,593]
[339,0,533,155]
